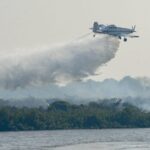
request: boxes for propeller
[132,25,136,31]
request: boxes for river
[0,128,150,150]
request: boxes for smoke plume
[0,35,120,89]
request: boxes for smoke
[1,76,150,110]
[0,35,120,89]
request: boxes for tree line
[0,100,150,131]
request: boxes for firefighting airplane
[90,22,139,42]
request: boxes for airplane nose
[131,30,136,32]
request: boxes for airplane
[90,22,139,42]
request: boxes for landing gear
[118,36,121,39]
[124,38,127,42]
[93,34,96,37]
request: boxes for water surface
[0,128,150,150]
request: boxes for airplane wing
[110,33,139,38]
[128,35,139,38]
[93,31,139,39]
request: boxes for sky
[0,0,149,81]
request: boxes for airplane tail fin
[93,22,99,32]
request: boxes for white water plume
[0,35,120,89]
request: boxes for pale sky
[0,0,149,80]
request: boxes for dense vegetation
[0,100,150,131]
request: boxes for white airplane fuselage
[91,22,139,42]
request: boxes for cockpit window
[108,25,117,28]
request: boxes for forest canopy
[0,99,150,131]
